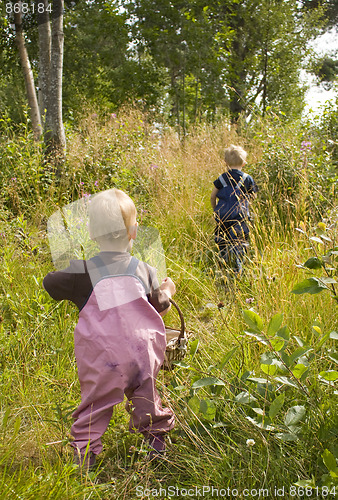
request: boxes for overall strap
[91,255,108,278]
[235,172,248,190]
[125,256,139,275]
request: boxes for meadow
[0,107,337,499]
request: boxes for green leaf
[292,278,328,295]
[309,236,324,244]
[267,313,283,336]
[317,332,331,348]
[274,376,298,388]
[219,346,238,369]
[269,393,285,418]
[275,432,298,442]
[328,352,338,364]
[192,377,226,389]
[319,276,337,285]
[292,364,309,379]
[303,257,322,269]
[319,370,338,381]
[235,391,257,404]
[189,339,199,357]
[289,347,312,364]
[284,406,306,426]
[322,449,338,473]
[246,416,275,431]
[294,479,315,487]
[199,398,216,421]
[260,352,276,365]
[188,396,216,421]
[261,364,277,376]
[243,309,264,332]
[271,337,285,351]
[247,377,270,384]
[243,331,269,345]
[276,326,290,341]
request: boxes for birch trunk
[37,0,51,122]
[14,2,42,140]
[44,0,66,163]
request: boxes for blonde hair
[224,145,247,168]
[88,189,137,242]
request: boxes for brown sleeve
[43,270,77,301]
[43,261,93,309]
[145,265,170,313]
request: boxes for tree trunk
[229,37,247,123]
[44,0,66,165]
[37,0,51,122]
[14,2,42,140]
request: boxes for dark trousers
[215,221,249,274]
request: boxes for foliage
[292,216,338,301]
[1,0,328,131]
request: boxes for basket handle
[169,298,185,340]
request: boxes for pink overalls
[71,259,174,455]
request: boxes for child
[43,189,176,468]
[210,145,257,274]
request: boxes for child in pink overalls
[43,189,176,468]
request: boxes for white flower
[246,439,255,447]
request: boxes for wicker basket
[162,299,188,370]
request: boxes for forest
[0,0,337,498]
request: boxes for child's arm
[211,187,219,210]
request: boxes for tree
[13,1,42,139]
[223,0,323,122]
[127,0,233,128]
[4,0,65,162]
[41,0,66,161]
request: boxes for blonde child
[43,189,175,468]
[211,145,257,274]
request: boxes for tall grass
[0,108,337,498]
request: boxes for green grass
[0,109,337,498]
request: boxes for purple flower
[139,208,148,223]
[94,180,99,187]
[245,297,255,304]
[150,164,159,170]
[301,141,312,151]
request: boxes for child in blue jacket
[211,145,258,274]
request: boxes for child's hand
[160,277,176,297]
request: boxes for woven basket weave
[162,299,188,370]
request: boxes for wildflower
[300,141,312,151]
[94,180,99,188]
[150,164,159,170]
[246,439,255,447]
[11,177,17,182]
[139,208,148,223]
[245,297,254,304]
